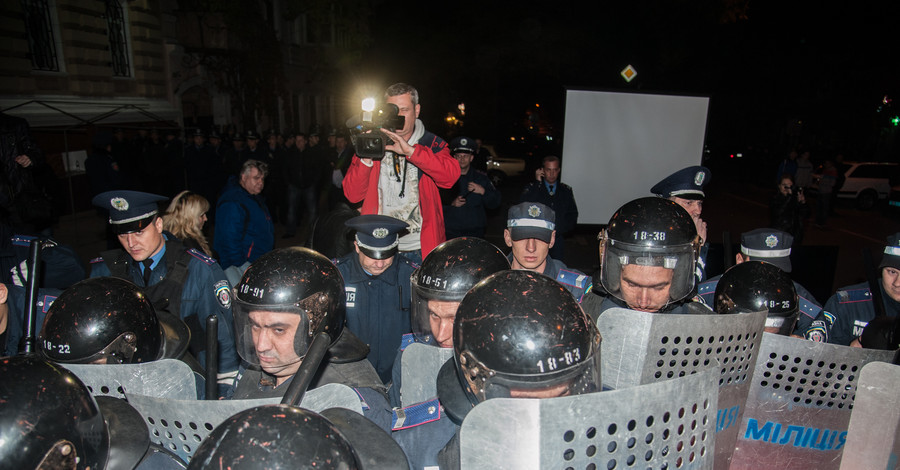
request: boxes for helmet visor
[600,238,697,307]
[233,301,312,377]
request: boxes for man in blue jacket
[442,136,501,239]
[214,159,274,270]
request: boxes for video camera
[345,99,405,160]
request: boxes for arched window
[105,0,132,77]
[21,0,63,72]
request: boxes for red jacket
[343,131,459,258]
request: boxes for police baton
[205,315,218,400]
[281,331,332,407]
[861,248,888,319]
[19,238,56,355]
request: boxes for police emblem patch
[528,205,541,218]
[111,197,129,211]
[214,280,232,308]
[765,234,778,248]
[372,228,389,239]
[460,138,468,146]
[694,171,705,186]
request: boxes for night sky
[350,0,900,161]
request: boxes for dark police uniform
[335,215,416,384]
[519,176,578,261]
[698,229,821,334]
[651,165,711,283]
[89,191,239,380]
[391,399,459,470]
[805,232,900,344]
[443,136,502,239]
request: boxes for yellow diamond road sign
[621,65,637,82]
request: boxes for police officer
[38,276,190,364]
[805,232,900,345]
[334,214,417,384]
[0,355,187,469]
[581,197,711,320]
[188,405,408,469]
[651,165,711,282]
[442,136,501,239]
[503,202,590,302]
[393,270,603,469]
[89,190,239,392]
[390,237,509,407]
[713,260,800,335]
[697,228,821,334]
[230,247,391,430]
[519,155,578,261]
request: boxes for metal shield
[839,360,900,470]
[399,342,455,407]
[458,366,720,469]
[730,333,896,470]
[63,358,198,400]
[126,382,363,463]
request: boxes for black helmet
[411,237,510,346]
[38,277,188,364]
[598,197,700,308]
[0,356,110,469]
[233,247,346,368]
[188,405,360,469]
[858,316,900,350]
[714,261,799,335]
[438,270,602,423]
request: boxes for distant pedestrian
[815,160,837,227]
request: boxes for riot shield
[458,366,719,469]
[399,342,454,407]
[63,358,198,400]
[839,361,900,470]
[595,307,767,469]
[729,334,896,470]
[126,382,363,463]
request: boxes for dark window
[105,0,131,77]
[20,0,59,71]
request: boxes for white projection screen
[560,89,710,225]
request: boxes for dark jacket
[213,176,274,269]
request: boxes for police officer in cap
[89,190,239,393]
[697,228,821,335]
[442,136,501,239]
[581,197,711,320]
[805,232,900,345]
[504,202,589,302]
[651,165,711,282]
[714,260,801,335]
[334,214,416,384]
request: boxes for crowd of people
[0,83,897,469]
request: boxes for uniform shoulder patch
[187,248,216,266]
[398,257,420,269]
[399,333,416,351]
[391,398,442,430]
[11,235,35,247]
[89,256,105,264]
[214,280,232,309]
[836,288,871,303]
[697,280,717,294]
[556,269,588,289]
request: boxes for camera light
[361,98,376,112]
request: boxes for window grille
[21,0,59,72]
[105,0,131,77]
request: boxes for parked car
[482,144,526,187]
[812,161,900,210]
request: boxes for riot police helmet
[437,270,602,423]
[188,405,361,469]
[714,261,799,335]
[411,237,510,346]
[233,247,347,370]
[0,356,110,469]
[38,276,188,364]
[598,197,700,309]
